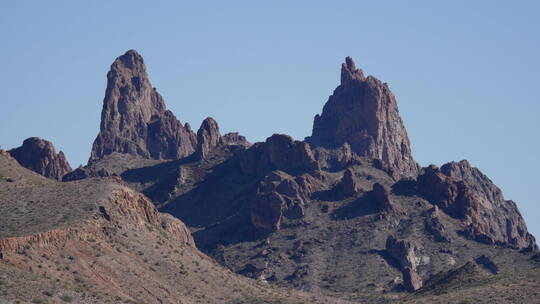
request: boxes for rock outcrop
[239,134,319,176]
[90,50,197,162]
[250,171,310,233]
[8,137,72,180]
[307,57,418,179]
[336,168,359,197]
[195,117,223,159]
[417,162,537,250]
[222,132,251,147]
[371,182,393,212]
[385,235,422,291]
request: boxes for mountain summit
[90,50,197,162]
[308,57,418,179]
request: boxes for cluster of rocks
[416,161,537,250]
[238,134,319,176]
[251,170,315,233]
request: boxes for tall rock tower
[90,50,197,162]
[307,57,418,179]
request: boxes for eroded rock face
[222,132,251,147]
[417,162,537,250]
[307,57,418,179]
[385,236,422,291]
[250,171,310,233]
[195,117,223,159]
[239,134,319,176]
[336,168,359,197]
[371,183,393,212]
[90,50,197,162]
[8,137,72,180]
[403,267,423,291]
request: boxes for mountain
[2,51,539,304]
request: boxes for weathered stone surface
[8,137,72,180]
[239,134,319,176]
[222,132,251,147]
[417,162,537,250]
[307,56,418,179]
[195,117,223,159]
[371,182,393,212]
[425,207,449,242]
[386,236,422,291]
[90,50,197,162]
[403,267,423,291]
[62,166,112,182]
[386,235,417,271]
[337,168,359,197]
[250,171,310,233]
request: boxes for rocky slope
[0,150,351,304]
[8,137,71,180]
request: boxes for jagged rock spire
[195,117,223,159]
[8,137,72,180]
[307,57,418,179]
[340,56,365,86]
[90,50,196,162]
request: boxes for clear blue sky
[1,1,539,238]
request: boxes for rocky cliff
[8,137,71,180]
[307,57,418,179]
[90,50,197,162]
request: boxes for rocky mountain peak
[90,50,197,162]
[308,57,418,179]
[341,56,365,86]
[8,137,72,180]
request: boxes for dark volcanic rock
[307,56,418,179]
[385,236,423,291]
[336,168,359,197]
[239,134,319,176]
[90,50,197,162]
[425,207,449,242]
[222,132,251,147]
[371,182,393,212]
[385,235,417,270]
[250,171,309,233]
[417,162,537,250]
[8,137,72,180]
[195,117,223,159]
[63,166,112,182]
[403,267,423,291]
